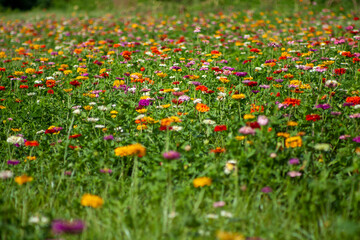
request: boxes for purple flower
[138,99,151,107]
[331,111,342,116]
[52,219,85,235]
[352,136,360,143]
[7,160,20,165]
[163,151,181,160]
[288,158,300,165]
[315,104,331,110]
[261,186,272,193]
[103,135,114,140]
[234,72,247,77]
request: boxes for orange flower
[282,98,301,106]
[193,177,212,188]
[15,175,33,185]
[210,147,226,153]
[285,136,302,148]
[196,103,210,112]
[250,104,264,113]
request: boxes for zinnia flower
[80,194,104,208]
[52,219,85,235]
[193,177,212,188]
[163,151,181,160]
[15,174,33,185]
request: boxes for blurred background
[0,0,358,13]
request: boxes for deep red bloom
[306,114,321,122]
[69,80,81,87]
[160,126,173,131]
[246,81,258,87]
[45,129,57,134]
[48,89,54,94]
[334,68,346,75]
[0,86,5,91]
[214,125,227,132]
[247,121,261,129]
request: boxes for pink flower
[257,115,269,126]
[238,126,255,135]
[213,201,226,208]
[287,171,302,177]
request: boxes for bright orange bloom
[196,103,210,112]
[210,147,225,153]
[250,104,264,113]
[283,98,301,106]
[193,177,212,188]
[15,175,33,185]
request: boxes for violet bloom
[238,126,255,135]
[275,79,284,83]
[163,151,181,160]
[257,115,269,126]
[259,85,270,89]
[138,99,151,107]
[103,135,114,141]
[7,160,20,165]
[315,104,331,110]
[261,186,272,193]
[52,219,85,235]
[288,158,300,165]
[178,95,191,102]
[234,72,247,77]
[352,136,360,143]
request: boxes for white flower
[98,105,108,111]
[27,92,36,96]
[36,130,45,134]
[87,118,99,122]
[73,109,81,114]
[0,170,13,179]
[168,211,177,219]
[172,126,183,131]
[206,214,219,219]
[34,80,42,84]
[94,125,105,128]
[255,67,262,71]
[220,210,233,218]
[135,114,145,120]
[224,160,237,175]
[7,136,24,145]
[193,98,202,104]
[202,119,216,125]
[114,127,124,132]
[218,92,226,97]
[89,102,97,106]
[45,76,54,80]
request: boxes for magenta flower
[287,171,302,177]
[261,186,272,193]
[163,151,181,160]
[288,158,300,165]
[52,219,85,235]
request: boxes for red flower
[45,129,57,134]
[246,81,258,87]
[306,114,321,122]
[19,85,28,89]
[25,141,39,147]
[47,89,54,94]
[69,134,82,139]
[0,86,5,91]
[250,48,260,53]
[334,68,346,75]
[246,121,261,129]
[160,126,173,131]
[214,125,227,132]
[69,80,81,87]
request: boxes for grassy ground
[1,1,360,239]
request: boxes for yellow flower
[15,175,33,185]
[243,114,255,120]
[231,94,246,100]
[136,109,147,113]
[137,124,148,130]
[285,136,302,148]
[216,231,245,240]
[64,70,73,75]
[84,105,93,111]
[113,80,125,87]
[114,143,146,157]
[161,104,171,109]
[287,121,298,126]
[80,194,104,208]
[64,89,73,93]
[25,68,35,74]
[157,72,168,78]
[11,128,21,132]
[193,177,212,188]
[110,110,118,115]
[235,136,246,141]
[277,132,290,138]
[0,105,6,110]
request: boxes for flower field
[1,3,360,239]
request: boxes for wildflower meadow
[1,1,360,239]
